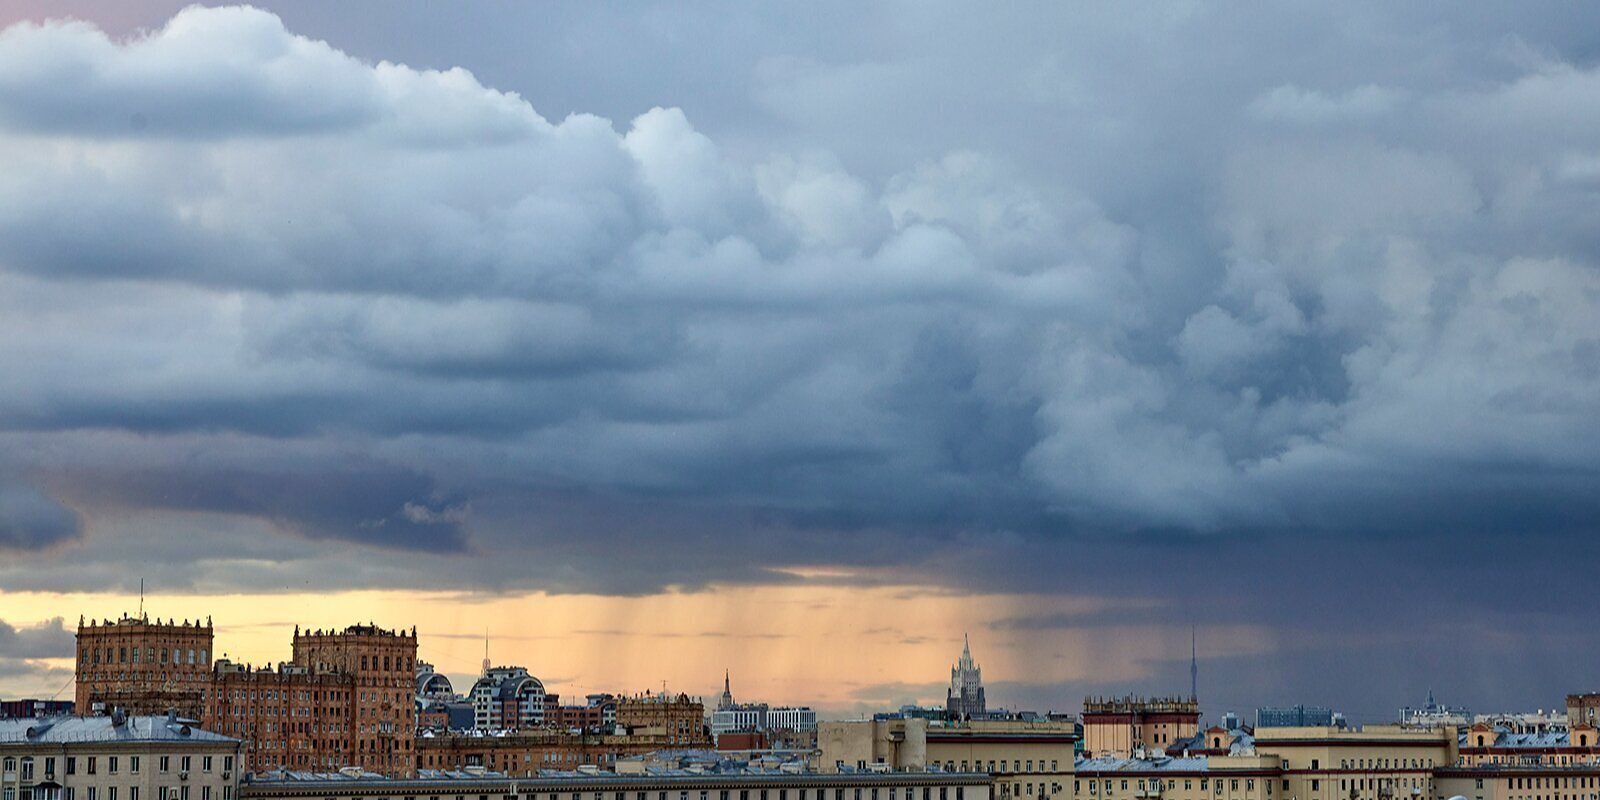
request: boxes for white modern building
[469,667,546,731]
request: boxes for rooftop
[0,715,237,745]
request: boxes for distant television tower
[1190,626,1198,700]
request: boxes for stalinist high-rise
[945,633,986,719]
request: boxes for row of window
[934,761,1061,775]
[1337,759,1435,770]
[1078,777,1267,795]
[0,755,235,777]
[84,649,208,667]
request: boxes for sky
[0,1,1597,722]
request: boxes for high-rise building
[291,624,417,776]
[75,615,214,719]
[719,671,735,711]
[946,635,986,720]
[414,661,454,702]
[205,660,353,774]
[468,667,546,731]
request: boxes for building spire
[1190,625,1198,701]
[718,668,735,710]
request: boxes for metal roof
[1076,757,1212,773]
[0,716,237,745]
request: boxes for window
[131,757,141,774]
[87,758,97,775]
[159,757,170,773]
[110,757,119,774]
[66,758,76,775]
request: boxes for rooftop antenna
[481,628,490,677]
[139,578,145,619]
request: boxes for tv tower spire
[1190,625,1198,701]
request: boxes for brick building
[75,615,214,719]
[291,624,418,777]
[204,660,354,774]
[415,729,675,774]
[615,692,708,746]
[544,694,616,731]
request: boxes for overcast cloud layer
[0,2,1597,713]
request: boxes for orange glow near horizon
[0,585,1273,714]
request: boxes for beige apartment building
[1082,699,1199,759]
[1075,755,1281,800]
[1457,724,1600,767]
[1435,765,1600,800]
[240,770,996,800]
[1250,726,1456,800]
[0,714,241,800]
[819,719,1077,800]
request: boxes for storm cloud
[0,2,1597,710]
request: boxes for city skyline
[1,1,1598,726]
[6,592,1589,726]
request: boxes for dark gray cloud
[0,616,75,694]
[0,3,1595,713]
[0,618,73,660]
[0,482,81,550]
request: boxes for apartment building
[0,713,240,800]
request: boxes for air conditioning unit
[221,772,231,780]
[179,772,189,781]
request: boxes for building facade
[1435,765,1600,800]
[947,639,986,721]
[1567,697,1600,731]
[1250,725,1455,800]
[1256,707,1337,729]
[1075,755,1280,800]
[711,707,817,737]
[820,719,1077,800]
[1082,698,1199,759]
[239,769,995,800]
[1458,724,1600,767]
[75,617,214,719]
[204,662,354,775]
[0,702,74,720]
[416,730,674,774]
[290,625,418,777]
[615,694,707,747]
[469,668,546,732]
[546,696,617,732]
[0,713,241,800]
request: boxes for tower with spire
[945,633,987,720]
[718,669,735,710]
[1190,626,1198,701]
